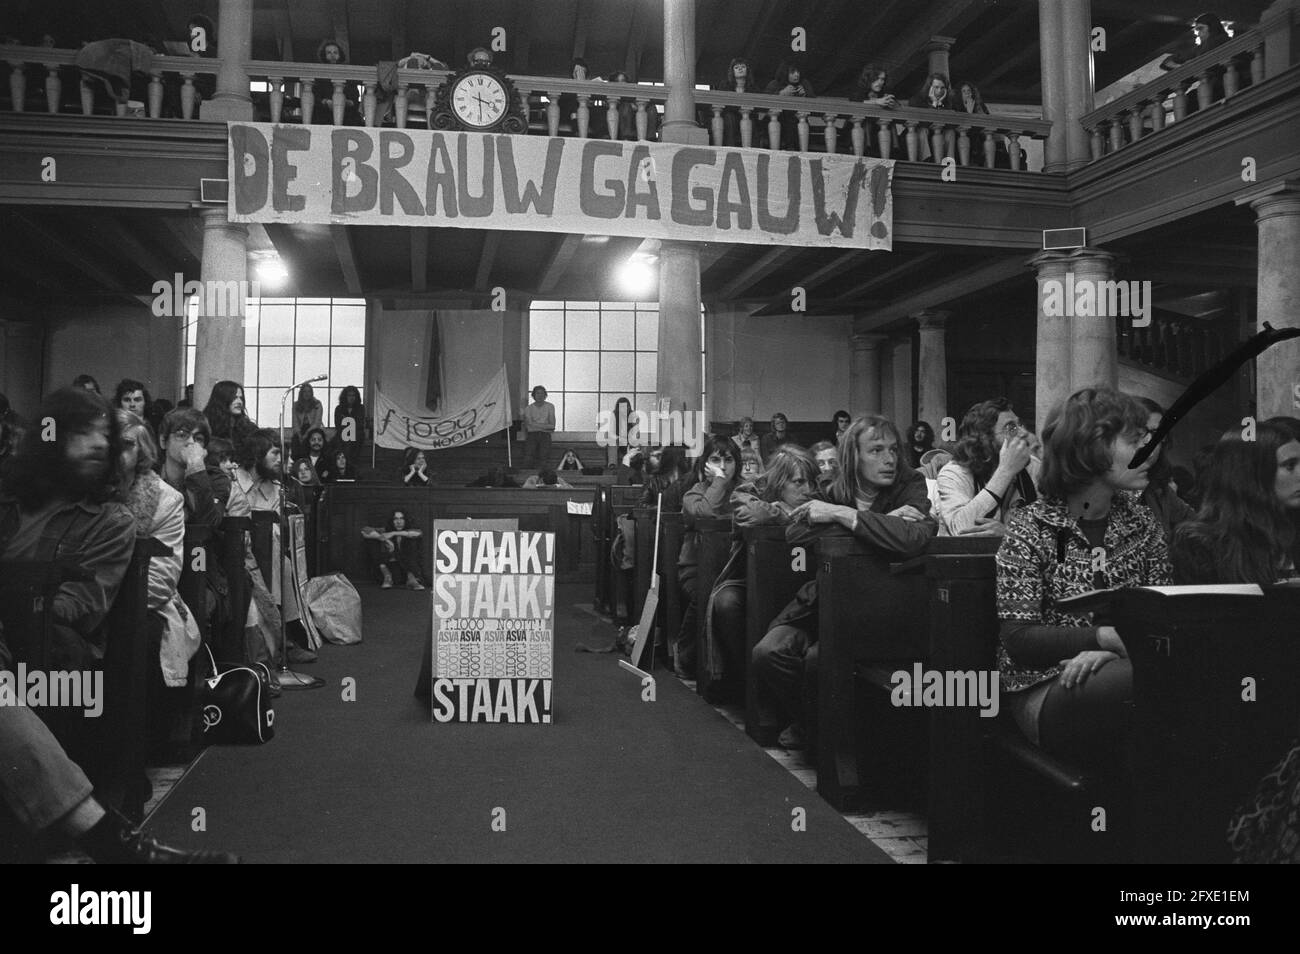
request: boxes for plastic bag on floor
[302,573,363,644]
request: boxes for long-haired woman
[203,380,256,446]
[908,71,956,162]
[1171,421,1300,585]
[995,387,1170,770]
[374,508,426,590]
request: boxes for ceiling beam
[698,242,731,278]
[717,246,803,299]
[93,216,179,286]
[157,214,204,266]
[947,7,1034,81]
[1087,0,1268,25]
[852,256,1028,328]
[872,0,985,83]
[411,228,428,293]
[814,0,907,90]
[14,213,127,291]
[741,0,782,65]
[475,232,501,291]
[263,222,312,293]
[832,251,946,300]
[798,249,866,292]
[975,41,1042,91]
[537,233,583,293]
[332,224,363,295]
[573,0,594,62]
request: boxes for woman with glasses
[936,398,1039,536]
[995,387,1170,770]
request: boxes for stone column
[657,241,703,421]
[1238,181,1300,419]
[915,311,949,431]
[891,335,913,427]
[880,347,896,422]
[193,208,249,409]
[924,37,955,80]
[1061,0,1095,172]
[1066,248,1119,394]
[1038,0,1068,174]
[200,0,254,121]
[660,0,706,146]
[850,332,887,416]
[1029,249,1072,433]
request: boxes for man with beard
[233,429,317,666]
[0,388,136,672]
[300,426,329,480]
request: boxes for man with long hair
[751,415,937,749]
[0,388,136,672]
[936,398,1038,536]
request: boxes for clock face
[452,72,508,128]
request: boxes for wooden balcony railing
[1117,311,1239,382]
[2,45,219,119]
[1081,30,1265,160]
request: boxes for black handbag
[196,646,275,744]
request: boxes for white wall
[706,305,852,423]
[44,301,182,404]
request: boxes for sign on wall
[431,528,555,724]
[228,122,893,249]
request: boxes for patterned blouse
[995,492,1171,693]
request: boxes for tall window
[185,297,366,425]
[528,300,705,432]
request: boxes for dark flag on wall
[426,312,443,412]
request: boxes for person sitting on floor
[373,509,425,590]
[995,387,1170,771]
[751,415,937,750]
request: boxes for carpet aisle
[146,582,892,863]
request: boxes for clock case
[430,66,528,133]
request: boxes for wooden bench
[692,518,735,697]
[659,512,684,655]
[743,525,818,743]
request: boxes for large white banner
[374,366,512,451]
[228,122,894,249]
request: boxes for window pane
[564,392,598,432]
[530,352,564,392]
[636,312,658,350]
[331,304,366,345]
[296,303,332,345]
[566,311,599,344]
[601,310,635,349]
[257,304,296,345]
[636,393,656,417]
[295,346,331,383]
[186,347,196,388]
[566,300,599,310]
[600,352,634,390]
[531,310,565,349]
[565,351,599,391]
[330,348,365,395]
[244,349,258,385]
[636,352,657,392]
[258,347,295,388]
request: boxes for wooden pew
[1117,584,1300,863]
[217,516,252,665]
[178,525,214,645]
[592,486,612,614]
[659,512,684,664]
[692,518,735,698]
[608,486,642,622]
[743,525,818,744]
[631,506,656,624]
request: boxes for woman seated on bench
[996,387,1170,769]
[673,436,741,678]
[372,509,426,590]
[699,445,819,701]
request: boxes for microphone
[300,374,328,384]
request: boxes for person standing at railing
[312,39,362,125]
[853,64,900,157]
[909,72,957,163]
[716,57,759,147]
[953,78,1019,168]
[764,60,815,151]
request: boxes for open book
[1055,583,1264,613]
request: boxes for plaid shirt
[995,492,1171,693]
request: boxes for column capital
[912,310,950,330]
[1028,246,1117,271]
[851,332,889,351]
[1235,179,1300,219]
[924,35,956,54]
[199,206,248,235]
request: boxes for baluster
[1172,84,1188,121]
[1197,68,1215,110]
[1108,115,1123,152]
[1128,105,1143,142]
[80,78,94,115]
[761,110,776,150]
[1223,58,1239,97]
[518,88,530,130]
[1089,124,1103,159]
[739,107,753,148]
[1149,96,1165,132]
[301,79,316,125]
[850,118,865,157]
[822,113,836,154]
[576,93,590,138]
[546,92,560,136]
[148,70,163,118]
[329,80,343,125]
[363,81,377,126]
[180,73,196,119]
[1007,134,1022,170]
[269,76,284,123]
[876,118,892,159]
[607,97,619,140]
[635,99,649,140]
[710,105,724,146]
[930,123,945,162]
[115,98,127,118]
[9,61,26,112]
[1250,43,1264,84]
[957,125,971,166]
[44,63,61,113]
[984,129,996,167]
[905,120,920,161]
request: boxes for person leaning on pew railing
[995,387,1170,772]
[935,398,1040,537]
[751,416,938,750]
[808,440,839,494]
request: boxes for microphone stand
[276,377,326,690]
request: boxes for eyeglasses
[1000,421,1022,436]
